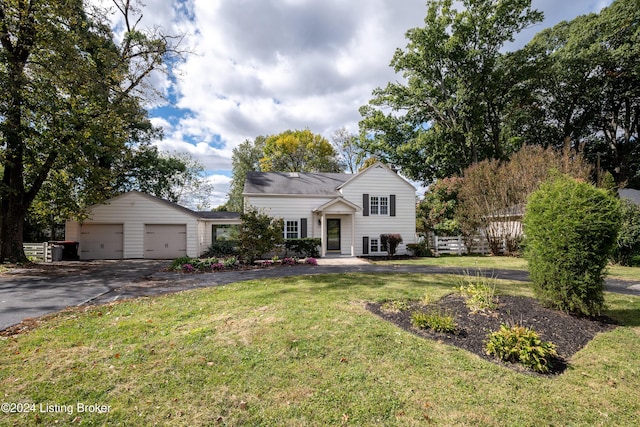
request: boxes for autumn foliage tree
[456,145,592,254]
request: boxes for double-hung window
[285,220,299,239]
[370,238,380,253]
[370,196,389,215]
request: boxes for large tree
[260,129,341,173]
[512,0,640,186]
[0,0,182,261]
[359,0,543,184]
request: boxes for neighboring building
[243,162,417,256]
[65,191,241,259]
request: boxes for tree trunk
[0,197,28,263]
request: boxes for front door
[326,219,341,251]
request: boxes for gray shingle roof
[244,171,352,195]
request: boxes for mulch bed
[366,294,616,375]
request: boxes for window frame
[369,195,389,216]
[284,219,299,239]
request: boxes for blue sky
[107,0,613,208]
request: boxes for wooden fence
[431,235,505,256]
[23,242,51,262]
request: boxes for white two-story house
[243,162,416,256]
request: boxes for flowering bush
[182,263,194,273]
[259,260,274,268]
[305,257,318,265]
[210,262,225,272]
[281,257,297,266]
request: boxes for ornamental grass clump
[485,324,557,374]
[458,274,498,313]
[524,175,621,316]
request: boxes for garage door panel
[80,224,124,260]
[144,224,187,259]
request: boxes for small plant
[281,257,297,266]
[305,257,318,265]
[485,324,557,373]
[271,255,280,263]
[411,309,457,333]
[182,263,194,273]
[458,275,498,313]
[210,262,225,272]
[380,299,409,313]
[380,233,403,257]
[259,260,274,268]
[170,256,193,271]
[223,256,238,269]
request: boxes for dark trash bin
[49,241,79,261]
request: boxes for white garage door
[79,224,124,260]
[144,224,187,259]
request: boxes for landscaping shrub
[380,233,403,257]
[204,240,238,257]
[237,207,284,263]
[284,238,321,257]
[611,200,640,266]
[223,256,238,269]
[407,240,433,257]
[485,324,557,373]
[523,175,621,316]
[170,256,193,271]
[411,309,457,333]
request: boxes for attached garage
[65,191,241,260]
[144,224,187,259]
[79,224,124,260]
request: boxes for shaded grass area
[374,255,640,281]
[1,273,640,426]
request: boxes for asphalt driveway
[0,260,168,331]
[2,259,640,332]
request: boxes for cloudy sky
[114,0,613,207]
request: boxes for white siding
[65,192,199,259]
[245,195,334,240]
[340,164,416,255]
[245,164,417,256]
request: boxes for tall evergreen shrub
[523,175,621,316]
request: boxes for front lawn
[373,255,640,281]
[1,273,639,426]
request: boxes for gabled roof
[91,191,240,220]
[313,197,361,213]
[337,162,416,192]
[243,171,351,196]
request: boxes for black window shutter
[363,236,369,254]
[300,218,307,238]
[363,194,369,216]
[390,194,396,217]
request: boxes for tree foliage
[456,145,592,254]
[523,175,621,316]
[611,199,640,266]
[507,0,640,186]
[331,127,367,173]
[0,0,184,261]
[417,177,463,236]
[358,0,543,183]
[260,129,341,173]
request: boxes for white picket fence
[23,242,52,262]
[431,235,505,256]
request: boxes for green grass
[1,273,640,426]
[375,255,640,281]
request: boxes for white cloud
[132,0,615,207]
